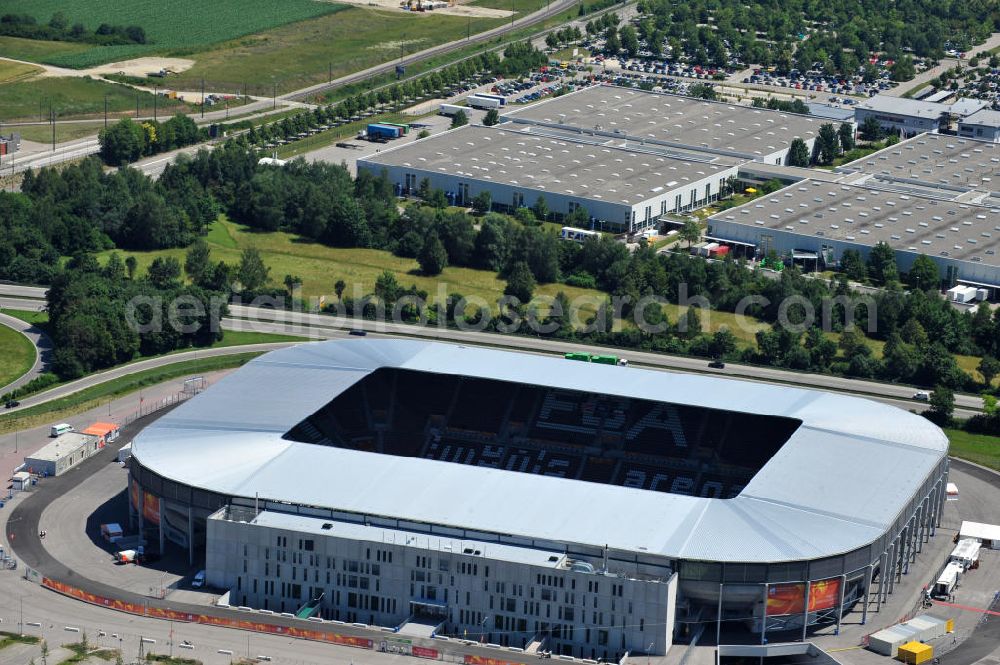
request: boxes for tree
[471,191,492,214]
[146,256,181,289]
[978,356,1000,389]
[184,239,211,284]
[840,249,867,281]
[125,255,138,280]
[688,83,717,100]
[787,138,810,167]
[334,279,346,300]
[867,242,899,284]
[418,232,448,275]
[504,260,536,303]
[450,110,469,128]
[860,115,884,142]
[838,123,856,153]
[891,56,917,82]
[545,32,558,49]
[679,219,700,248]
[816,123,840,165]
[532,196,549,222]
[483,108,500,126]
[907,254,940,291]
[237,247,270,292]
[619,25,640,58]
[926,385,954,425]
[98,118,145,166]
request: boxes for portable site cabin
[959,520,1000,549]
[12,471,31,491]
[949,539,981,570]
[867,615,951,657]
[933,561,963,597]
[101,523,124,543]
[897,642,933,665]
[24,432,99,477]
[82,422,120,448]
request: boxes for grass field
[98,216,607,312]
[0,0,348,69]
[0,323,36,390]
[0,58,42,83]
[0,36,91,67]
[13,121,106,143]
[171,7,501,95]
[946,429,1000,471]
[2,309,48,326]
[0,76,188,121]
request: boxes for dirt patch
[82,57,196,78]
[318,0,511,18]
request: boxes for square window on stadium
[283,368,801,499]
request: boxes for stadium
[128,340,949,659]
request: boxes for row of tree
[0,12,146,45]
[98,115,206,166]
[787,122,856,167]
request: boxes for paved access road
[0,311,51,395]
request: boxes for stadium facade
[129,340,948,658]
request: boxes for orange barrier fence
[42,578,374,649]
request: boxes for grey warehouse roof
[133,340,947,564]
[850,134,1000,190]
[360,124,740,205]
[711,179,1000,267]
[501,85,823,158]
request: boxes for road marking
[218,649,234,655]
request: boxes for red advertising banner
[41,578,374,649]
[766,578,842,616]
[465,655,527,665]
[412,646,441,659]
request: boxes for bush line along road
[0,284,984,418]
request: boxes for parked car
[4,400,20,409]
[913,391,931,401]
[708,360,726,369]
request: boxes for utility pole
[153,84,158,122]
[272,83,276,110]
[50,107,55,152]
[104,94,108,129]
[201,78,206,119]
[19,596,23,636]
[135,92,139,119]
[511,0,515,27]
[329,61,333,84]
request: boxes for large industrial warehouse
[358,86,825,232]
[129,340,948,660]
[708,133,1000,290]
[359,124,741,232]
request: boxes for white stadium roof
[132,340,947,563]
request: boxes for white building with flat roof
[358,124,742,232]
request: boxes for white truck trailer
[933,561,963,597]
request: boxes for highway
[0,284,985,418]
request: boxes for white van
[50,423,74,437]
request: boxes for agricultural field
[170,7,501,94]
[0,0,348,68]
[0,75,188,122]
[14,121,106,143]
